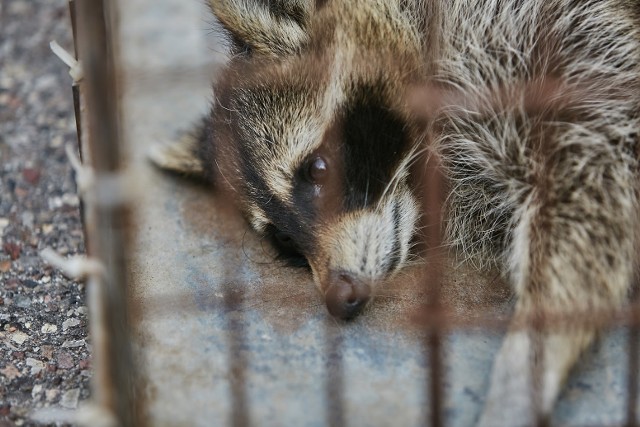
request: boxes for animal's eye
[274,231,296,250]
[304,156,328,184]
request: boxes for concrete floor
[117,1,635,426]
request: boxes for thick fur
[153,0,640,425]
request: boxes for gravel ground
[1,1,91,426]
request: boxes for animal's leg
[148,117,211,177]
[477,163,638,426]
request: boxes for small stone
[15,295,30,308]
[0,260,10,272]
[20,211,34,229]
[26,358,44,375]
[76,306,88,316]
[0,364,20,380]
[78,358,90,370]
[41,275,50,284]
[42,224,54,234]
[22,168,41,185]
[23,279,38,288]
[60,388,80,409]
[62,339,85,348]
[41,323,57,334]
[6,278,18,290]
[41,345,54,359]
[45,389,59,402]
[56,352,74,369]
[3,242,21,260]
[10,331,28,345]
[50,135,63,148]
[61,193,79,206]
[0,403,10,416]
[62,318,80,331]
[0,218,9,234]
[31,384,43,399]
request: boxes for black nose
[324,272,371,320]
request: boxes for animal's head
[153,0,429,319]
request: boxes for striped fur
[152,0,640,424]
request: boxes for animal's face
[159,0,428,319]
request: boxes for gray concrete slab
[116,1,635,425]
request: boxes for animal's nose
[324,272,371,320]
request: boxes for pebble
[50,135,63,148]
[40,345,54,359]
[60,388,80,409]
[26,358,44,375]
[62,318,80,331]
[0,260,11,272]
[11,331,28,345]
[45,389,59,402]
[56,351,74,369]
[15,295,31,308]
[0,218,8,234]
[5,278,18,290]
[22,168,41,185]
[30,384,43,399]
[48,193,79,209]
[22,279,38,288]
[62,339,85,348]
[3,241,21,260]
[20,211,34,229]
[0,404,11,416]
[41,323,57,333]
[0,364,20,380]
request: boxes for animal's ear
[149,119,208,178]
[209,0,314,57]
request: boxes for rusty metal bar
[531,313,549,427]
[68,0,82,158]
[224,283,250,427]
[74,1,139,425]
[68,0,78,58]
[422,135,446,427]
[325,320,346,427]
[627,305,639,427]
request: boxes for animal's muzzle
[324,271,372,320]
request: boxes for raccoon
[152,0,640,425]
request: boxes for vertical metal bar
[422,136,445,427]
[325,320,346,427]
[74,2,139,425]
[531,317,549,427]
[627,303,639,427]
[68,0,78,58]
[224,283,250,427]
[68,0,82,158]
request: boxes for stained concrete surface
[118,1,636,426]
